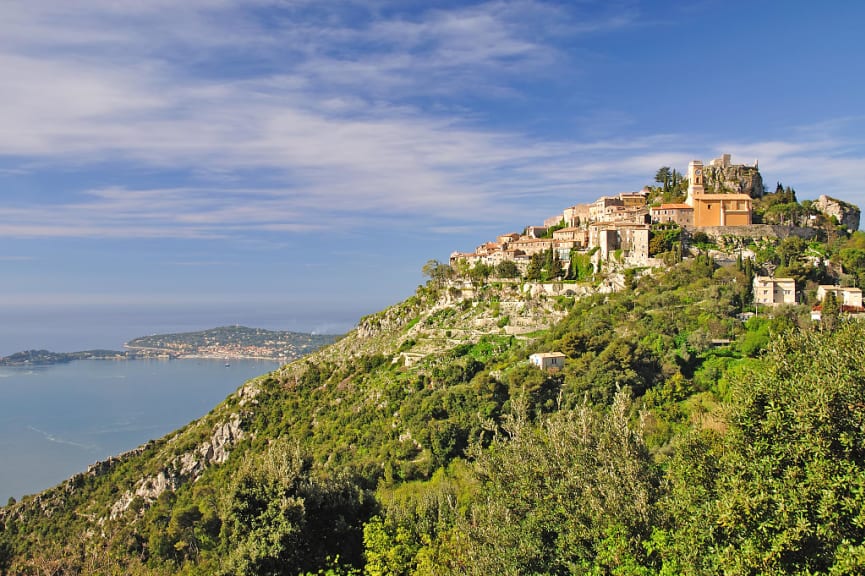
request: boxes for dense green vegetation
[3,230,865,574]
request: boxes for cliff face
[815,194,861,231]
[703,162,764,198]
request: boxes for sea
[0,358,278,504]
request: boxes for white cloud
[0,1,862,241]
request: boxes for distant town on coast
[0,325,339,366]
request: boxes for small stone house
[552,226,589,247]
[817,285,863,308]
[529,352,566,370]
[589,222,650,264]
[525,226,548,239]
[618,191,647,208]
[650,203,694,227]
[563,204,591,227]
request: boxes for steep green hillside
[2,251,865,575]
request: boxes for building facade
[817,285,863,308]
[753,276,796,306]
[685,160,752,227]
[529,352,566,370]
[650,203,694,227]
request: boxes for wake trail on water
[26,425,99,452]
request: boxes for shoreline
[0,354,285,367]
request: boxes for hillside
[3,233,865,574]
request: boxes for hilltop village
[449,154,860,300]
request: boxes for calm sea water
[0,359,278,503]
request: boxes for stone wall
[690,224,823,244]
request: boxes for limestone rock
[703,161,764,198]
[109,415,246,519]
[815,194,861,231]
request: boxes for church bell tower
[686,160,704,206]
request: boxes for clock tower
[686,160,704,206]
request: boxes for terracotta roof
[690,193,753,200]
[812,304,865,314]
[653,203,693,210]
[589,222,650,229]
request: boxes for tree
[468,262,492,284]
[442,389,659,575]
[839,247,865,285]
[526,253,544,281]
[221,441,370,575]
[569,250,593,281]
[657,323,865,574]
[821,290,840,331]
[548,249,563,279]
[0,539,10,576]
[777,236,806,267]
[495,260,520,279]
[421,260,452,285]
[655,167,672,191]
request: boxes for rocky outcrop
[109,414,245,519]
[357,308,413,339]
[815,194,861,231]
[703,162,764,198]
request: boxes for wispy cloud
[0,1,862,242]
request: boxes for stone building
[589,196,625,222]
[650,203,694,227]
[618,191,648,209]
[753,276,796,306]
[529,352,566,370]
[563,204,591,227]
[552,226,590,247]
[686,160,752,227]
[817,285,863,308]
[589,222,650,264]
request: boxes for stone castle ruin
[702,153,764,198]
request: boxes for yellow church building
[685,160,752,227]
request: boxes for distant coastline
[0,325,340,366]
[0,349,133,366]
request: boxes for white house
[529,352,566,370]
[817,285,863,308]
[753,276,796,306]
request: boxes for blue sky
[1,0,864,353]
